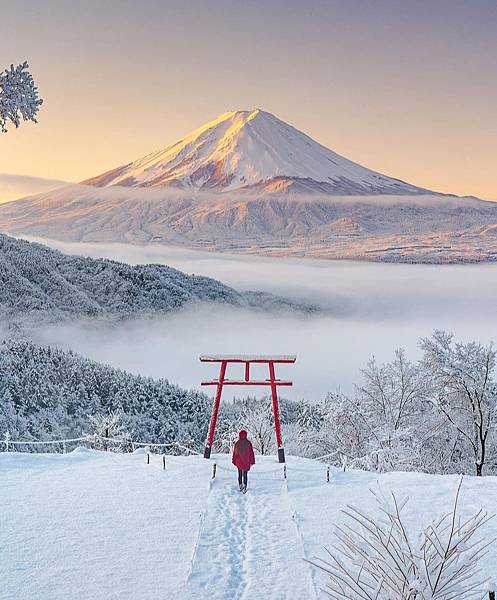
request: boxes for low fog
[24,237,497,402]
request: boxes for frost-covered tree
[304,351,429,471]
[312,479,494,599]
[239,397,275,455]
[313,333,497,476]
[0,62,43,133]
[352,350,428,471]
[213,396,299,455]
[421,331,497,476]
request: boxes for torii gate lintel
[200,355,296,463]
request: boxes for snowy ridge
[84,109,429,195]
[2,450,496,600]
[0,233,316,327]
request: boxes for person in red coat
[232,430,255,492]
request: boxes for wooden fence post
[147,452,150,465]
[212,462,217,479]
[162,454,166,470]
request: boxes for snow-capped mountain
[3,109,497,263]
[84,109,429,195]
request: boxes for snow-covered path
[186,460,316,599]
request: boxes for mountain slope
[0,233,315,325]
[0,173,70,204]
[2,186,497,263]
[84,109,429,195]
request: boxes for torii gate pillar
[200,355,296,463]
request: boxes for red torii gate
[200,355,296,463]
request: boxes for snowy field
[25,238,497,400]
[1,450,496,600]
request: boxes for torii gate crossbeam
[200,355,296,463]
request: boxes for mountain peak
[83,109,429,195]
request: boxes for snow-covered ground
[1,450,496,599]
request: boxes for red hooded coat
[232,431,256,471]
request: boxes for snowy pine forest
[0,339,211,447]
[0,233,315,328]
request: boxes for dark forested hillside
[0,234,315,324]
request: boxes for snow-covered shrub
[87,410,132,451]
[0,62,42,133]
[312,478,494,600]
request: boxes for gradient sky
[1,0,496,198]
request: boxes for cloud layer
[22,239,497,402]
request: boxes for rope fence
[2,431,200,457]
[3,432,336,482]
[209,460,333,483]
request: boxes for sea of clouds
[25,237,497,402]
